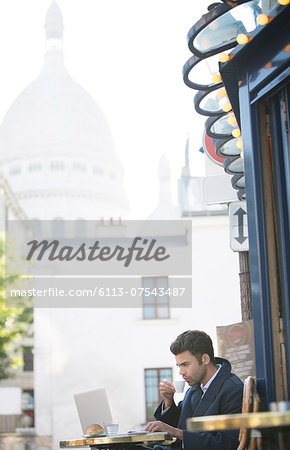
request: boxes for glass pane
[145,375,158,402]
[210,115,234,136]
[145,369,159,420]
[157,295,169,305]
[143,278,155,308]
[193,1,260,54]
[143,295,155,305]
[23,347,34,372]
[143,306,155,319]
[157,306,169,319]
[227,157,244,173]
[159,369,172,382]
[234,175,245,188]
[146,402,156,420]
[186,54,224,87]
[199,91,224,115]
[142,278,154,289]
[145,388,157,404]
[219,138,241,157]
[146,370,155,377]
[157,279,169,312]
[156,277,168,289]
[22,391,34,411]
[143,293,155,304]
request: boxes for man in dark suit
[145,330,243,450]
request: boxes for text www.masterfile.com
[8,286,186,298]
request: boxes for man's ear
[202,353,210,365]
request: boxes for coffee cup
[173,380,185,393]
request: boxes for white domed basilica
[0,1,129,220]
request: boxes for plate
[83,434,106,438]
[127,431,148,435]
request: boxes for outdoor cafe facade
[183,0,289,447]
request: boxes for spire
[147,155,177,219]
[44,1,64,53]
[181,136,191,177]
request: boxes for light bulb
[264,62,272,69]
[257,14,269,25]
[219,53,230,63]
[217,89,227,98]
[227,115,237,126]
[222,102,231,113]
[237,34,249,45]
[232,129,241,138]
[212,73,221,83]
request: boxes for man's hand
[145,420,183,441]
[159,379,175,409]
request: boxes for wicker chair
[237,376,262,450]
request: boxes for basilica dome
[0,1,129,219]
[0,52,117,163]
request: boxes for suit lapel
[194,368,227,416]
[177,386,200,428]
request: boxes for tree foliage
[0,237,33,380]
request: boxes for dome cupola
[0,1,129,219]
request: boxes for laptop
[74,386,113,435]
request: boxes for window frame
[142,276,170,320]
[144,367,173,421]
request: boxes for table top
[187,410,290,432]
[59,432,175,448]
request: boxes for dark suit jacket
[154,357,243,450]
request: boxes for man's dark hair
[170,330,215,363]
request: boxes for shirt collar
[200,364,221,395]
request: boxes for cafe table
[59,432,175,448]
[186,410,290,432]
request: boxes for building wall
[0,181,241,449]
[30,214,240,448]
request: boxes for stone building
[0,3,241,449]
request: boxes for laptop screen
[74,386,113,434]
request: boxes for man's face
[175,350,206,386]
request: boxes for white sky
[0,0,213,219]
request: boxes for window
[22,389,34,427]
[50,160,64,170]
[145,368,172,421]
[73,162,86,172]
[23,346,33,372]
[75,218,86,237]
[52,217,64,238]
[93,166,104,176]
[28,162,42,172]
[9,166,21,175]
[142,277,170,320]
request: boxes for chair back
[237,376,262,450]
